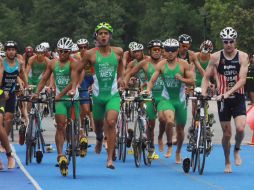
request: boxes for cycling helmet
[57,37,73,50]
[77,38,89,46]
[128,41,138,50]
[0,51,6,58]
[220,27,237,40]
[40,42,50,50]
[163,39,179,47]
[71,43,79,52]
[178,34,192,44]
[0,42,3,50]
[147,40,163,49]
[200,40,213,53]
[25,46,33,53]
[35,44,46,53]
[130,43,144,51]
[4,40,17,50]
[95,22,113,33]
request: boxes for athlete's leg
[55,115,67,156]
[163,110,175,158]
[175,124,184,164]
[4,112,14,135]
[220,121,232,173]
[105,110,118,169]
[94,119,104,154]
[0,114,15,169]
[233,115,246,166]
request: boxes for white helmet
[71,43,79,52]
[0,51,6,57]
[77,38,89,46]
[200,40,213,53]
[130,43,144,51]
[40,42,50,50]
[35,44,46,53]
[128,41,138,50]
[163,38,179,47]
[57,37,73,50]
[0,42,3,50]
[220,27,237,40]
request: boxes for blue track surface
[1,144,254,190]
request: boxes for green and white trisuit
[157,63,187,125]
[92,49,120,120]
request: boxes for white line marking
[11,144,43,190]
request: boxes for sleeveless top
[2,58,19,93]
[93,49,118,97]
[217,51,243,94]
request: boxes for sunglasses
[58,49,70,54]
[223,40,234,44]
[78,46,88,50]
[164,46,179,53]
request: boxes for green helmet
[95,22,113,33]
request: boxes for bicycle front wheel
[133,118,142,167]
[122,116,128,163]
[198,120,207,175]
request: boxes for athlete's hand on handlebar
[141,89,151,96]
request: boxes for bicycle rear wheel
[133,118,142,167]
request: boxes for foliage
[0,0,253,54]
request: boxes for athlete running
[34,37,84,176]
[178,34,198,70]
[124,40,165,158]
[123,41,137,69]
[75,38,95,134]
[201,27,249,173]
[145,38,194,163]
[73,22,124,169]
[23,46,35,68]
[0,41,28,137]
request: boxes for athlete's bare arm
[201,51,220,95]
[188,50,197,71]
[122,51,129,69]
[176,59,195,85]
[36,59,54,94]
[18,56,28,87]
[0,57,3,86]
[25,55,36,77]
[194,52,206,77]
[225,51,249,97]
[147,59,165,92]
[112,47,124,82]
[124,59,147,85]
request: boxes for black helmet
[4,41,17,50]
[178,34,192,44]
[147,40,163,49]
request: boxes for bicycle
[19,92,50,165]
[185,87,220,175]
[130,93,154,167]
[54,93,89,179]
[116,89,136,162]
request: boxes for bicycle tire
[198,119,207,175]
[191,124,199,173]
[26,115,35,165]
[133,118,142,168]
[116,114,123,161]
[122,116,127,163]
[70,120,77,179]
